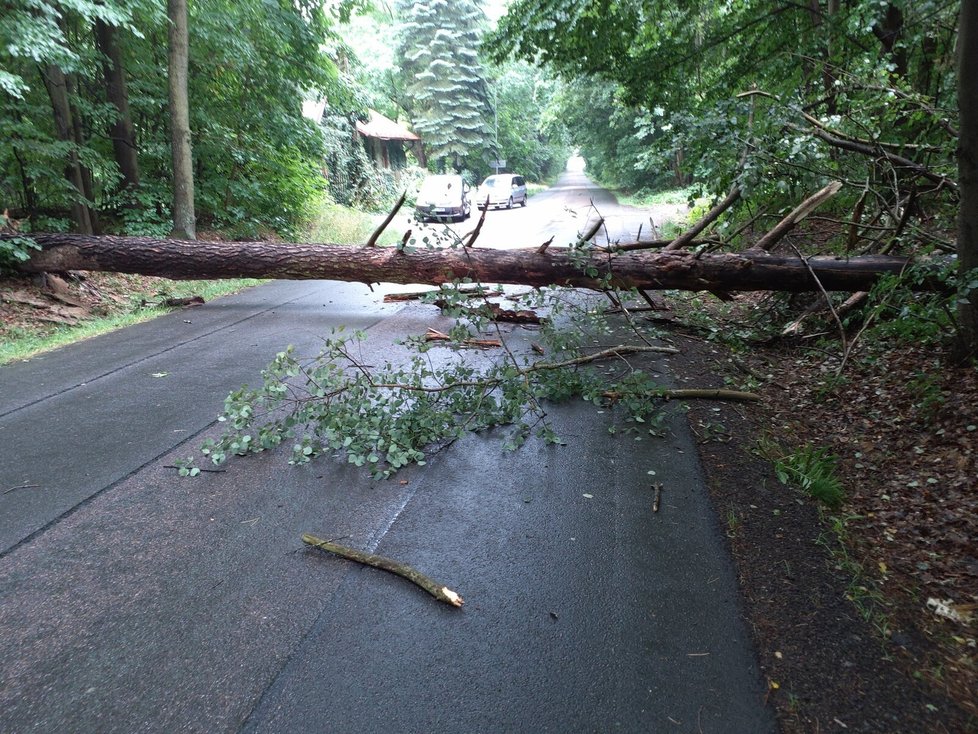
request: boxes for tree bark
[750,181,842,252]
[65,71,101,235]
[956,0,978,358]
[41,65,94,235]
[167,0,196,240]
[95,20,141,194]
[6,232,936,294]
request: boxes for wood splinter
[424,328,502,349]
[301,533,464,608]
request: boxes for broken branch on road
[301,533,464,607]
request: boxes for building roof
[355,109,420,141]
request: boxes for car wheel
[507,196,513,209]
[521,195,527,207]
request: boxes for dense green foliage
[0,0,570,247]
[1,0,344,238]
[491,0,960,236]
[394,0,494,173]
[185,286,675,479]
[489,61,571,182]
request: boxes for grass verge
[0,277,262,365]
[1,198,399,365]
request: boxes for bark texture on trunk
[957,0,978,357]
[41,65,95,235]
[95,20,141,193]
[7,233,927,294]
[167,0,196,240]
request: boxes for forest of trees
[489,0,974,354]
[1,0,975,351]
[0,0,568,240]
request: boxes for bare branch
[302,533,464,607]
[751,180,843,252]
[366,191,407,248]
[664,187,742,251]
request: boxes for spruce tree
[395,0,493,172]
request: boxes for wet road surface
[0,172,776,733]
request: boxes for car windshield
[481,177,503,188]
[418,176,457,197]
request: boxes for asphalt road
[0,172,776,733]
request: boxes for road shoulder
[670,332,976,733]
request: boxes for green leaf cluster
[195,279,677,479]
[775,444,845,508]
[0,234,40,270]
[0,0,350,237]
[490,0,959,226]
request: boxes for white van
[414,174,471,222]
[476,174,528,210]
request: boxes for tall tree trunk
[10,111,38,215]
[6,233,927,295]
[95,19,141,194]
[65,72,101,234]
[41,65,94,235]
[956,0,978,359]
[167,0,196,240]
[873,3,908,79]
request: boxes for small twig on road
[652,483,662,513]
[302,533,464,608]
[163,465,226,473]
[3,482,40,495]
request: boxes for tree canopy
[491,1,959,200]
[1,0,347,238]
[394,0,494,173]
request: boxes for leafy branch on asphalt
[183,273,757,479]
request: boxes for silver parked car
[476,174,528,210]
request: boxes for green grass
[773,443,845,508]
[305,200,402,246]
[616,186,700,208]
[817,513,893,639]
[0,278,262,365]
[2,199,401,365]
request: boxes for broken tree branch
[383,286,502,302]
[424,328,502,349]
[738,88,957,190]
[751,181,843,252]
[808,128,956,191]
[577,216,605,247]
[462,201,489,248]
[664,186,742,251]
[366,191,406,248]
[301,533,464,607]
[603,387,761,402]
[434,300,542,324]
[539,344,679,371]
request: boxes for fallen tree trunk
[5,232,932,293]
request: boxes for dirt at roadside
[666,315,977,734]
